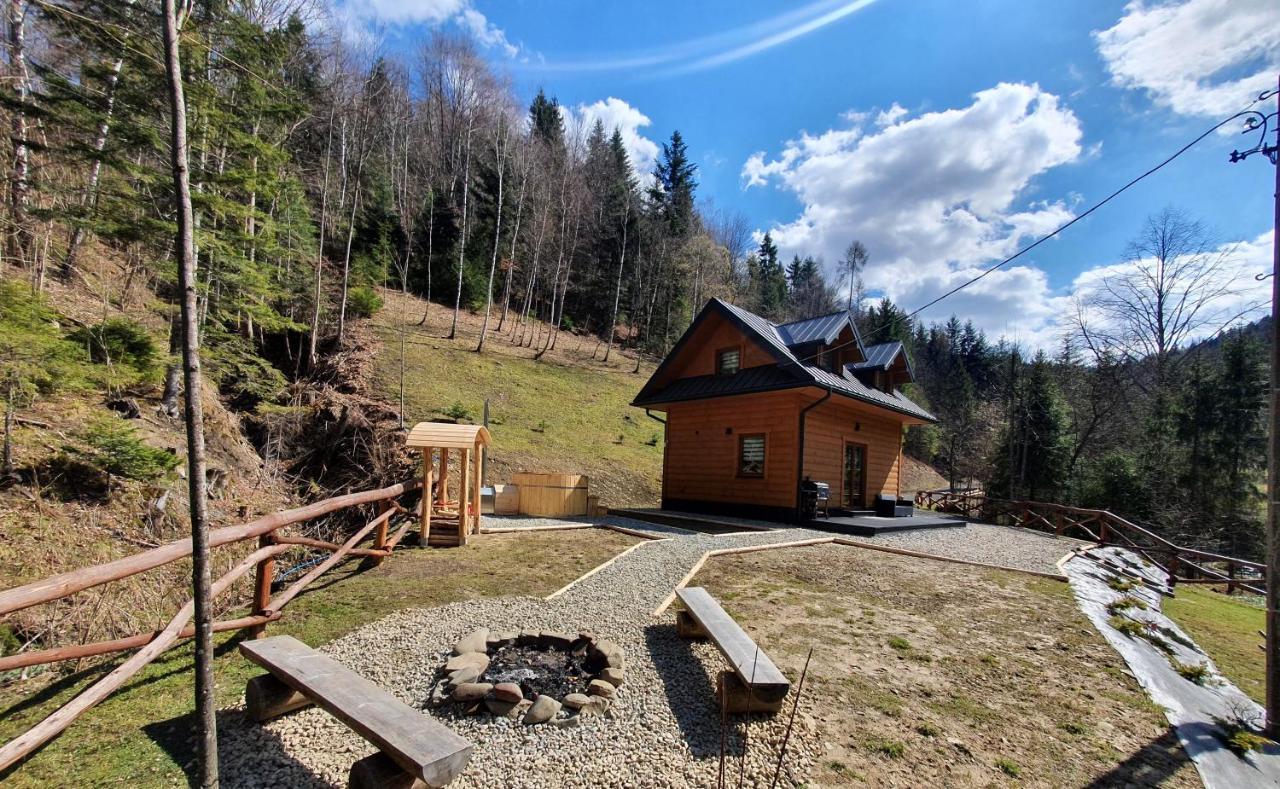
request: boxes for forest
[0,0,1268,567]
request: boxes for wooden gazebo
[406,423,492,547]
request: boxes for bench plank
[676,586,790,701]
[240,635,472,787]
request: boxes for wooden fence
[914,490,1266,595]
[0,478,423,772]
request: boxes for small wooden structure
[407,423,492,547]
[512,472,589,517]
[241,635,473,787]
[676,586,790,713]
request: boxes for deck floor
[806,514,966,536]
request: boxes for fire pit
[437,628,625,725]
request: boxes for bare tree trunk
[448,116,474,339]
[498,162,527,333]
[476,121,507,352]
[336,184,361,344]
[603,196,631,362]
[62,55,123,280]
[7,0,30,266]
[2,378,13,480]
[515,200,549,346]
[307,112,335,368]
[161,2,216,785]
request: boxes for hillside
[370,289,665,506]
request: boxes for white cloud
[874,103,909,127]
[1094,0,1280,117]
[561,97,661,180]
[743,82,1084,345]
[338,0,519,58]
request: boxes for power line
[795,100,1271,365]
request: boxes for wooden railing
[0,478,423,772]
[914,489,1266,595]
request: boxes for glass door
[843,443,866,509]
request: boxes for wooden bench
[240,635,473,788]
[675,586,790,713]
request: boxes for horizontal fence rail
[914,490,1265,596]
[0,478,423,773]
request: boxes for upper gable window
[716,347,741,375]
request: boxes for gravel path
[217,515,1078,787]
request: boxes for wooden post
[420,448,433,542]
[250,533,275,638]
[471,444,483,534]
[465,445,476,545]
[1228,563,1238,596]
[1168,553,1181,589]
[372,500,390,565]
[438,448,450,506]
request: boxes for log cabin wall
[800,394,905,507]
[661,390,801,520]
[652,312,777,386]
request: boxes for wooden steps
[240,635,472,787]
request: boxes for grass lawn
[371,289,663,507]
[1164,586,1265,704]
[0,528,638,787]
[695,545,1199,787]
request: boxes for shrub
[869,739,905,758]
[1107,595,1148,615]
[1174,660,1210,685]
[888,636,911,651]
[916,722,940,737]
[346,285,383,318]
[0,279,91,399]
[443,401,472,422]
[70,318,157,375]
[1108,576,1138,592]
[995,758,1021,778]
[1226,729,1268,755]
[82,415,179,481]
[1060,721,1089,736]
[204,330,287,407]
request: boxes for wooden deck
[806,513,966,536]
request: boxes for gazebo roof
[406,422,492,450]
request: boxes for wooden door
[843,443,866,509]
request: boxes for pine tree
[649,130,697,238]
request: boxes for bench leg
[676,610,707,639]
[349,752,427,789]
[245,674,312,722]
[716,671,786,714]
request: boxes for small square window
[716,347,740,375]
[738,434,765,477]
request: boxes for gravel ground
[217,515,1079,787]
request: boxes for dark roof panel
[776,311,850,345]
[634,298,935,422]
[850,341,904,371]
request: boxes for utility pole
[1232,76,1279,738]
[162,0,218,783]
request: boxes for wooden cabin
[632,299,935,522]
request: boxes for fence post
[372,500,392,565]
[1167,554,1180,589]
[250,533,276,639]
[1227,563,1238,596]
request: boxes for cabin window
[716,347,741,375]
[738,434,765,477]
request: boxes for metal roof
[633,299,935,422]
[850,341,904,371]
[776,311,853,346]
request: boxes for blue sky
[341,0,1280,347]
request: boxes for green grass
[995,757,1022,778]
[371,307,662,502]
[0,529,637,787]
[1164,586,1264,704]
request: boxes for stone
[487,630,518,647]
[493,682,524,703]
[447,666,481,686]
[450,682,492,702]
[598,667,625,687]
[539,630,575,649]
[484,698,520,718]
[578,695,611,716]
[594,640,625,669]
[453,628,489,655]
[522,694,562,725]
[588,679,616,699]
[444,651,490,673]
[562,693,592,710]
